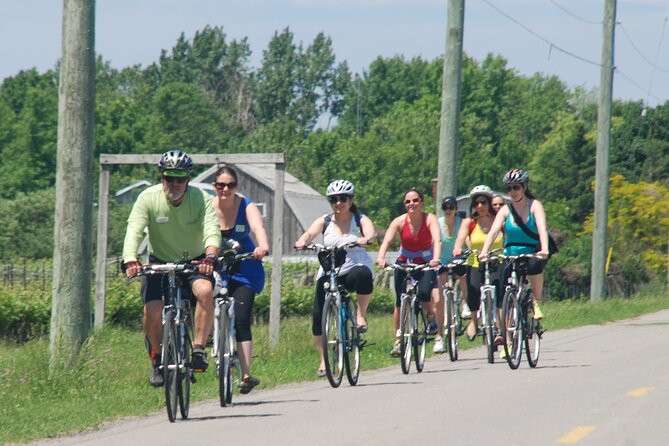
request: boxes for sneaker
[433,336,445,354]
[240,375,260,394]
[426,315,438,335]
[390,339,401,357]
[148,364,164,387]
[461,304,472,319]
[191,345,209,372]
[533,301,544,320]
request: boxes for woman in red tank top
[377,188,442,357]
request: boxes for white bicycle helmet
[326,179,355,197]
[469,184,493,198]
[158,150,193,174]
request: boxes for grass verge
[1,292,667,444]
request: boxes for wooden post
[94,164,110,327]
[269,162,285,347]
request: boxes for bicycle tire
[414,306,427,373]
[445,288,459,361]
[399,295,413,374]
[502,288,522,370]
[482,288,495,364]
[162,312,178,422]
[178,307,193,419]
[322,295,343,387]
[524,290,541,368]
[218,304,232,407]
[344,300,360,386]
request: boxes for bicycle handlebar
[384,263,437,273]
[296,241,363,253]
[137,261,200,276]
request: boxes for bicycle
[501,253,545,370]
[385,262,435,374]
[211,250,256,407]
[474,247,503,364]
[138,261,197,422]
[300,242,366,388]
[439,256,468,362]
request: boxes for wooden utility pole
[50,0,96,370]
[590,0,616,302]
[437,0,465,202]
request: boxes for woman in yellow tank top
[453,185,503,342]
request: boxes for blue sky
[2,0,668,106]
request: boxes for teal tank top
[439,215,461,263]
[503,202,539,255]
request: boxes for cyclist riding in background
[122,150,221,387]
[452,185,503,342]
[480,168,549,320]
[434,196,468,354]
[294,179,375,377]
[211,165,270,394]
[376,187,442,357]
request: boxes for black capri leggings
[466,265,503,312]
[229,281,256,342]
[393,267,436,307]
[312,265,373,336]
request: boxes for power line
[548,0,602,25]
[617,22,669,73]
[616,69,663,103]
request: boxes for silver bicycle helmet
[326,179,355,196]
[469,184,493,198]
[158,150,193,174]
[503,169,529,185]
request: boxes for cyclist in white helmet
[295,179,376,377]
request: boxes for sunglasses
[162,175,188,184]
[474,199,488,206]
[328,195,350,204]
[404,198,422,205]
[214,181,238,190]
[442,205,456,211]
[506,184,523,192]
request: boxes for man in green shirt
[123,150,221,387]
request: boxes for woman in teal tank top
[479,169,549,321]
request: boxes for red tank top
[400,213,432,251]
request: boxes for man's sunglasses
[328,195,350,204]
[162,175,188,184]
[214,181,238,190]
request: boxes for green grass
[1,291,668,444]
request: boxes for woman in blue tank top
[479,169,549,321]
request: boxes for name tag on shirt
[235,224,245,232]
[156,216,169,224]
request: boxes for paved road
[32,310,669,446]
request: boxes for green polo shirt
[123,184,220,263]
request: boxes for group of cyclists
[122,149,550,392]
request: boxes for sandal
[357,317,368,333]
[466,322,477,341]
[317,369,327,377]
[240,375,260,394]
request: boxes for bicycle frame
[441,257,467,362]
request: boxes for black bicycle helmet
[158,150,193,174]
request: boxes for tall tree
[50,0,95,371]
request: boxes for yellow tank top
[467,221,503,268]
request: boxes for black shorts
[141,271,214,304]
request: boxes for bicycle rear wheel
[399,295,412,374]
[322,295,343,387]
[414,306,427,373]
[344,300,360,386]
[178,310,193,419]
[445,288,459,362]
[482,289,495,364]
[502,289,523,370]
[162,313,178,422]
[524,290,541,368]
[217,306,233,406]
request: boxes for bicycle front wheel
[344,300,360,386]
[162,312,179,422]
[445,288,459,362]
[502,288,523,370]
[217,305,233,407]
[177,310,193,419]
[414,306,427,373]
[482,289,495,364]
[524,290,541,368]
[399,295,413,374]
[322,295,343,387]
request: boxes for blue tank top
[438,215,461,263]
[221,197,265,293]
[503,201,539,255]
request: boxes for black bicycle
[439,256,467,362]
[501,253,544,370]
[386,262,434,374]
[212,251,255,407]
[300,242,366,388]
[139,262,197,422]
